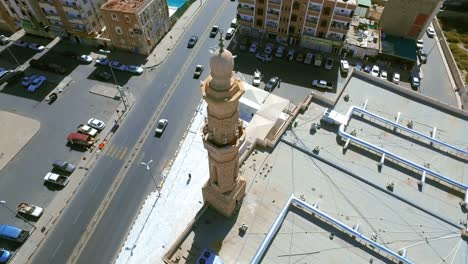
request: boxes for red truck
[67,133,94,148]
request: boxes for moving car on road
[264,77,279,92]
[126,65,144,74]
[155,119,168,136]
[95,56,110,66]
[17,202,44,218]
[0,224,29,243]
[109,61,127,71]
[426,27,435,37]
[187,35,198,48]
[416,39,424,49]
[52,160,76,173]
[28,43,45,52]
[88,118,106,130]
[27,76,46,92]
[312,80,333,90]
[194,65,204,79]
[210,26,219,38]
[78,55,93,63]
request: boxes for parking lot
[0,33,147,252]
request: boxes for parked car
[155,119,168,135]
[252,69,261,87]
[296,53,304,62]
[264,43,274,54]
[22,74,39,87]
[392,72,400,84]
[1,69,24,84]
[0,224,29,243]
[87,118,106,130]
[225,27,236,39]
[0,35,10,45]
[230,18,237,28]
[126,65,144,74]
[27,76,46,92]
[275,46,285,58]
[16,203,43,218]
[340,60,349,73]
[364,65,372,73]
[264,77,279,92]
[380,70,388,80]
[13,40,28,47]
[28,43,45,52]
[287,49,295,61]
[109,61,126,71]
[210,26,219,38]
[370,65,380,77]
[0,248,12,263]
[418,49,428,63]
[67,132,94,148]
[312,80,333,90]
[77,124,98,137]
[52,160,76,173]
[426,27,435,37]
[95,71,111,81]
[416,39,424,49]
[95,56,109,66]
[78,55,93,63]
[304,53,313,64]
[43,172,69,187]
[410,76,420,89]
[324,57,334,70]
[0,69,11,82]
[187,35,198,48]
[355,63,363,71]
[249,42,258,53]
[194,65,204,78]
[255,53,272,63]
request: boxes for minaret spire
[218,30,224,53]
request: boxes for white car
[392,72,400,84]
[249,42,258,53]
[155,119,168,135]
[253,69,261,87]
[126,65,144,74]
[225,27,236,39]
[264,43,273,54]
[14,40,28,47]
[426,27,435,37]
[340,60,349,72]
[416,39,424,49]
[28,43,45,52]
[78,55,93,63]
[411,76,420,89]
[371,65,380,77]
[380,70,388,80]
[275,46,285,58]
[255,53,272,62]
[109,61,127,71]
[87,118,106,130]
[95,56,109,66]
[287,49,295,61]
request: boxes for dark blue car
[0,248,12,263]
[0,225,29,243]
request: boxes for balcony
[304,21,317,28]
[265,25,278,32]
[303,30,315,37]
[239,0,255,4]
[266,11,279,20]
[238,7,254,15]
[332,13,352,23]
[329,25,348,35]
[268,2,281,9]
[238,18,253,27]
[307,9,320,17]
[38,0,53,3]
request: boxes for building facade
[237,0,357,53]
[380,0,443,40]
[100,0,170,55]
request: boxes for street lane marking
[103,144,116,157]
[50,240,64,260]
[68,1,230,263]
[72,210,83,225]
[119,147,128,160]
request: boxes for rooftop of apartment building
[168,71,468,263]
[101,0,145,12]
[332,0,358,4]
[346,15,380,50]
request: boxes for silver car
[155,119,168,136]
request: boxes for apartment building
[100,0,170,55]
[237,0,357,53]
[380,0,443,40]
[38,0,105,42]
[0,0,50,35]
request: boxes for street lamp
[99,49,128,111]
[0,200,36,229]
[140,160,158,189]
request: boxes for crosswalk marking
[101,143,129,160]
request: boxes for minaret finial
[218,30,224,53]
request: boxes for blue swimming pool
[167,0,186,8]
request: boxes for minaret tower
[200,33,246,218]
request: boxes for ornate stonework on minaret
[200,33,246,218]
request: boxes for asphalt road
[419,32,457,106]
[30,0,238,263]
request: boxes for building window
[291,14,297,22]
[115,26,122,34]
[289,26,295,33]
[320,19,327,27]
[125,15,130,23]
[324,7,331,15]
[256,19,262,27]
[129,30,134,36]
[111,13,118,21]
[256,8,263,16]
[292,1,300,10]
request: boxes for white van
[230,18,237,28]
[225,27,236,39]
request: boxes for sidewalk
[115,101,208,264]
